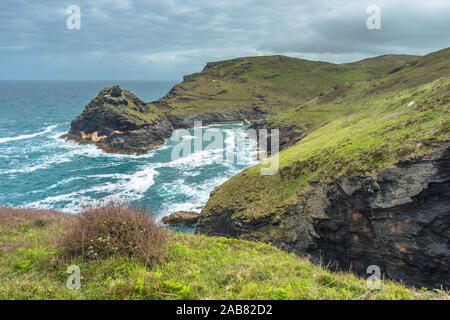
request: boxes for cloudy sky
[1,0,448,80]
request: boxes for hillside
[152,54,419,116]
[63,47,450,289]
[0,207,447,300]
[202,48,450,219]
[197,47,450,288]
[64,53,419,154]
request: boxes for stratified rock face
[161,211,200,225]
[197,145,450,289]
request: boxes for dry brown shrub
[59,203,168,266]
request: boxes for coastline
[3,48,449,290]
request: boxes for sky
[0,0,449,80]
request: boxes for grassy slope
[202,48,450,221]
[0,208,447,300]
[150,54,419,116]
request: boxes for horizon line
[0,79,179,82]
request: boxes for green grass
[0,209,447,300]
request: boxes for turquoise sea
[0,81,258,220]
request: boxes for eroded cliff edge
[197,145,450,289]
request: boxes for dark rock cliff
[247,119,305,154]
[196,144,450,289]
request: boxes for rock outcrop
[197,145,450,289]
[161,211,201,225]
[62,86,174,154]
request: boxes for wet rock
[162,211,201,225]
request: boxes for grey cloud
[257,0,450,59]
[0,0,448,79]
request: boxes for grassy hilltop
[150,53,420,116]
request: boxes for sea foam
[0,125,57,144]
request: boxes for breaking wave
[1,122,258,217]
[0,125,57,144]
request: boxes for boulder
[110,85,122,97]
[162,211,200,225]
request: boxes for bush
[60,204,168,266]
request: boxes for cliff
[64,53,420,154]
[197,47,450,289]
[197,145,450,288]
[64,47,450,288]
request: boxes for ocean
[0,80,258,222]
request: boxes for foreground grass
[0,208,447,300]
